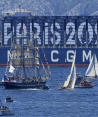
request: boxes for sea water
[0,66,98,117]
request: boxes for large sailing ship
[1,34,51,89]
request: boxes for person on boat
[17,75,20,79]
[33,76,36,81]
[6,96,13,102]
[9,78,11,84]
[5,106,9,110]
[38,76,42,81]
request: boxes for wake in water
[21,88,42,91]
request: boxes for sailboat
[1,35,50,89]
[58,50,76,90]
[85,53,98,78]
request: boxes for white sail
[63,50,76,88]
[63,74,71,87]
[94,54,98,76]
[70,65,76,89]
[9,65,15,73]
[85,54,96,77]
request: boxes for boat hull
[1,110,14,115]
[6,100,13,102]
[1,81,49,89]
[75,85,94,88]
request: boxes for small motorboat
[0,100,14,116]
[5,96,13,102]
[76,80,94,88]
[0,106,14,116]
[75,73,84,85]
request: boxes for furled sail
[28,39,34,49]
[35,58,39,65]
[10,58,35,66]
[15,44,21,50]
[12,50,33,57]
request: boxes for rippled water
[0,66,98,117]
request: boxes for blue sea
[0,66,98,117]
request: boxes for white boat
[0,100,14,116]
[58,50,76,90]
[85,53,98,78]
[0,108,14,116]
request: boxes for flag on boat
[4,74,8,81]
[9,65,15,73]
[9,78,11,84]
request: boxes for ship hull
[1,110,14,115]
[1,81,49,89]
[75,85,94,88]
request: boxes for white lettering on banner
[50,23,61,45]
[95,23,97,44]
[34,23,41,45]
[16,23,21,44]
[16,23,27,44]
[83,50,91,62]
[50,23,53,44]
[30,23,33,42]
[7,50,11,62]
[66,22,75,45]
[78,22,86,44]
[4,23,11,45]
[45,23,48,45]
[88,23,93,44]
[67,50,75,62]
[23,24,27,44]
[51,50,59,62]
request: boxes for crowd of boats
[58,50,96,90]
[0,35,97,90]
[0,35,97,115]
[0,35,97,91]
